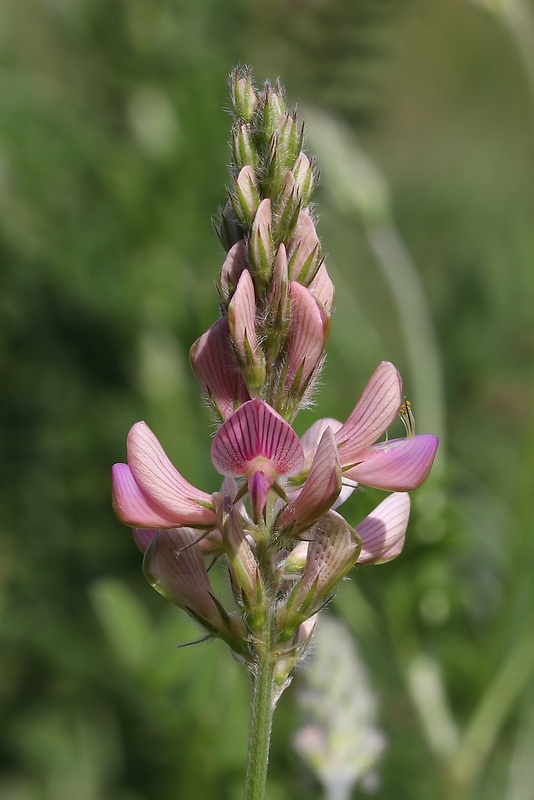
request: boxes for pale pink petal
[127,422,216,526]
[287,210,322,284]
[300,417,343,469]
[336,362,403,464]
[284,282,328,395]
[132,527,157,552]
[344,433,439,491]
[143,527,223,629]
[112,463,187,528]
[289,511,360,612]
[228,269,259,366]
[356,492,410,564]
[211,398,304,477]
[190,317,250,420]
[219,239,248,301]
[278,427,341,530]
[308,263,335,314]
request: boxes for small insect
[399,398,416,437]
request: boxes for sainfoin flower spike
[111,67,439,800]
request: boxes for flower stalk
[111,67,439,799]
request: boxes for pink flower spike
[211,399,304,521]
[279,426,341,530]
[356,492,410,564]
[190,316,250,420]
[344,433,439,491]
[336,361,403,464]
[127,422,216,527]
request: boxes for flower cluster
[112,68,438,688]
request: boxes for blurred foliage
[1,0,534,798]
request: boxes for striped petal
[127,422,216,526]
[308,262,335,314]
[284,282,328,395]
[112,463,189,528]
[143,527,223,629]
[190,317,250,420]
[356,492,410,564]
[228,269,259,368]
[211,398,303,477]
[279,427,341,530]
[344,434,439,491]
[336,361,403,464]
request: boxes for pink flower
[211,398,304,523]
[112,422,216,529]
[302,361,438,493]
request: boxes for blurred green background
[2,0,534,798]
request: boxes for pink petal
[356,492,410,564]
[190,317,250,420]
[127,422,216,526]
[132,527,157,552]
[292,511,360,608]
[279,427,341,530]
[300,417,343,469]
[284,282,328,395]
[228,269,259,366]
[112,463,188,528]
[219,240,248,302]
[308,263,335,314]
[248,470,273,524]
[143,527,223,628]
[336,362,403,464]
[344,433,439,491]
[211,398,304,477]
[286,210,322,284]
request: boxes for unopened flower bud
[232,123,259,171]
[265,113,303,198]
[259,83,286,142]
[273,170,301,244]
[215,494,265,630]
[217,239,248,306]
[292,152,317,207]
[231,66,258,123]
[264,245,291,363]
[231,166,260,227]
[218,201,244,252]
[287,210,323,285]
[228,269,266,393]
[248,198,275,288]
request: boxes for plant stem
[243,610,276,800]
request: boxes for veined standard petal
[211,398,304,477]
[112,463,189,528]
[127,422,216,526]
[357,492,410,564]
[344,434,439,491]
[336,362,403,464]
[278,427,341,530]
[190,317,250,420]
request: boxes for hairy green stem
[243,610,276,800]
